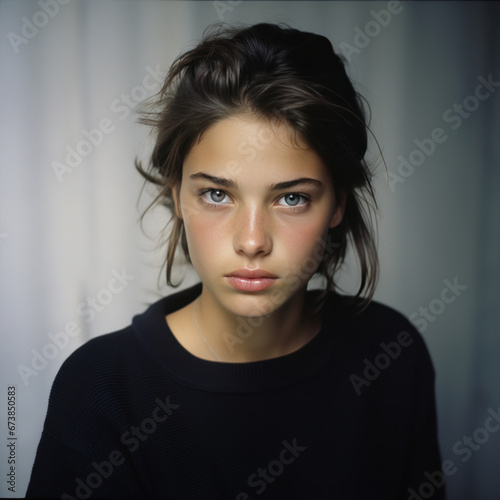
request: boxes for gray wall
[1,1,499,498]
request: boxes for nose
[233,205,272,258]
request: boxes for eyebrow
[189,172,323,191]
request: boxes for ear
[329,190,346,229]
[171,183,182,219]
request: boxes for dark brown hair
[136,22,379,310]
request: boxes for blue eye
[209,190,226,203]
[278,193,308,207]
[200,189,230,205]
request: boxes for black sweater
[26,283,444,499]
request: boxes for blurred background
[1,1,499,498]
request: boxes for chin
[221,289,296,319]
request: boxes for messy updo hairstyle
[136,22,379,310]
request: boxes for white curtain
[1,1,499,498]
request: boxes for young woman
[27,23,444,499]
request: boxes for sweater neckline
[132,283,347,393]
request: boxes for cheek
[278,218,330,267]
[183,212,225,265]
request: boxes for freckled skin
[167,114,345,362]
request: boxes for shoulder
[43,327,149,441]
[324,291,421,336]
[316,294,439,412]
[48,286,200,408]
[54,327,139,385]
[335,294,414,330]
[322,292,436,380]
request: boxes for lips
[224,269,278,292]
[225,269,278,279]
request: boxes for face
[172,114,345,318]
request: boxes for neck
[194,287,320,362]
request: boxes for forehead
[183,114,330,182]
